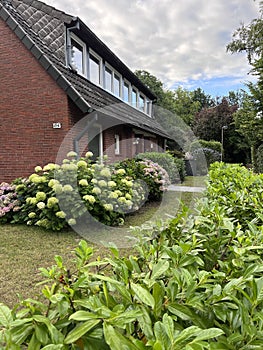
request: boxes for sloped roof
[0,0,170,138]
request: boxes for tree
[227,2,263,167]
[234,91,263,168]
[192,87,215,110]
[192,98,247,162]
[226,2,263,70]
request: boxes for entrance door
[88,125,103,160]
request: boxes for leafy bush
[116,157,170,200]
[2,162,263,348]
[0,182,20,223]
[137,151,185,182]
[256,143,263,173]
[190,139,222,153]
[206,162,263,228]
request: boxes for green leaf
[153,282,165,319]
[0,303,13,327]
[162,314,174,342]
[35,324,49,345]
[154,321,170,348]
[69,311,100,321]
[137,306,153,339]
[151,260,169,280]
[173,326,200,346]
[192,328,224,342]
[10,324,34,345]
[28,333,41,350]
[41,345,64,350]
[64,319,101,344]
[131,282,155,308]
[103,323,139,350]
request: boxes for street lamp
[221,125,228,162]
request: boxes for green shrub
[206,162,263,228]
[2,163,263,349]
[136,151,185,182]
[190,139,222,153]
[256,143,263,173]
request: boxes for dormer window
[131,88,137,108]
[70,34,86,76]
[89,51,102,85]
[68,33,152,116]
[139,94,145,112]
[123,81,130,103]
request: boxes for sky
[44,0,260,97]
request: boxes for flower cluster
[116,158,170,201]
[0,182,20,223]
[139,159,170,192]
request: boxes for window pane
[123,82,129,103]
[90,54,100,84]
[139,95,145,111]
[132,89,137,108]
[105,67,112,91]
[113,73,121,97]
[146,99,151,115]
[71,39,84,74]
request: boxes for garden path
[168,185,206,193]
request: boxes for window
[70,36,86,75]
[113,73,121,97]
[89,52,101,85]
[123,82,130,103]
[131,88,137,108]
[115,134,120,155]
[105,66,112,91]
[139,94,145,112]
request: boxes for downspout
[73,113,98,158]
[65,19,80,67]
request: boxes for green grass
[0,177,204,307]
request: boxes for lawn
[0,177,205,307]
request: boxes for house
[0,0,169,182]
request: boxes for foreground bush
[1,163,263,348]
[207,162,263,228]
[256,143,263,173]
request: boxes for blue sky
[44,0,260,98]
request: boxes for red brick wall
[0,19,70,182]
[103,125,133,163]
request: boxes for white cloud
[44,0,260,95]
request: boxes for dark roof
[0,0,170,138]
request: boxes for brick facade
[0,19,70,182]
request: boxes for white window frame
[89,49,103,86]
[115,134,120,155]
[104,63,122,99]
[123,79,131,104]
[131,86,138,109]
[69,33,87,76]
[139,93,146,113]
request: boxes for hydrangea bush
[0,183,20,223]
[0,152,169,230]
[115,158,170,201]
